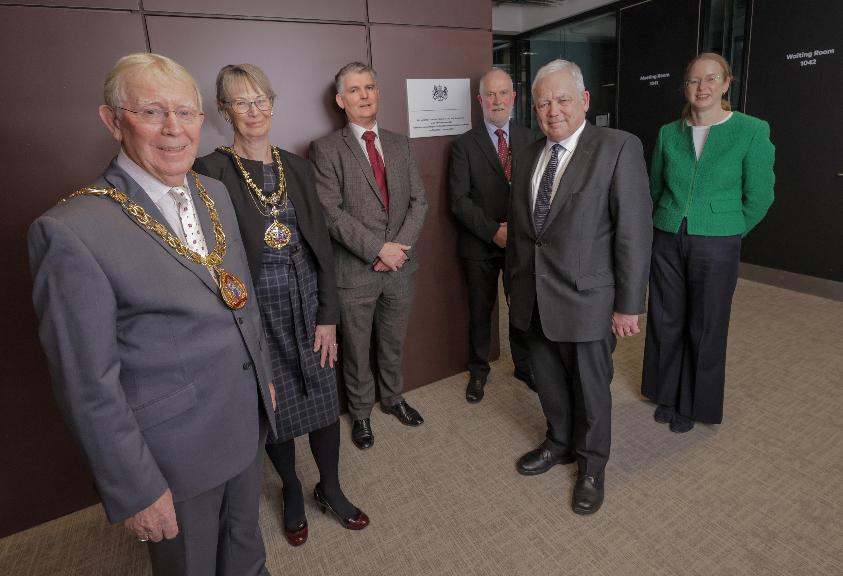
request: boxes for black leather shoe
[513,368,536,391]
[669,413,695,433]
[516,443,575,476]
[351,418,374,450]
[465,378,485,403]
[381,400,424,426]
[654,404,674,424]
[572,473,604,515]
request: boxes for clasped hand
[374,242,411,272]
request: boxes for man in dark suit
[449,68,535,403]
[309,62,428,450]
[506,59,652,515]
[28,53,276,574]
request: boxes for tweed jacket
[308,125,428,288]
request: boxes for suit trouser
[462,256,531,381]
[528,305,615,477]
[641,222,741,424]
[148,420,270,576]
[338,271,415,420]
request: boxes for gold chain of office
[218,145,292,249]
[60,171,248,309]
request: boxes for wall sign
[406,78,471,138]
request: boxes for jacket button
[237,317,244,325]
[242,361,252,370]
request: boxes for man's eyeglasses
[116,106,204,124]
[685,74,722,88]
[224,96,274,114]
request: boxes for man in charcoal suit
[449,67,536,403]
[506,59,652,515]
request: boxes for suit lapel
[540,123,595,235]
[102,160,218,294]
[473,126,506,180]
[342,126,386,208]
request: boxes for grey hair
[335,61,377,94]
[478,67,514,95]
[215,63,277,114]
[531,59,586,98]
[103,52,202,112]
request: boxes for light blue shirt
[485,120,509,149]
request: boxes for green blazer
[650,111,775,236]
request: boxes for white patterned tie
[169,186,208,257]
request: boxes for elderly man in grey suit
[309,62,427,450]
[506,60,652,515]
[449,67,535,403]
[28,53,276,575]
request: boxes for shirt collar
[116,150,188,203]
[349,121,380,141]
[544,119,587,153]
[485,120,509,144]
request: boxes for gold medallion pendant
[217,268,248,310]
[265,219,292,249]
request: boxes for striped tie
[533,143,563,234]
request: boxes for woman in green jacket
[641,53,775,433]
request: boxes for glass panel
[514,12,617,138]
[702,0,747,109]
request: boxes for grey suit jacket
[449,121,535,260]
[308,125,428,288]
[505,123,653,342]
[28,159,275,523]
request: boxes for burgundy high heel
[313,483,369,530]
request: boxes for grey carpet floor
[2,278,841,575]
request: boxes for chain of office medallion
[219,145,288,208]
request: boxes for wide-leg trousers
[641,221,741,424]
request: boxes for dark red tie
[362,130,389,210]
[495,128,511,181]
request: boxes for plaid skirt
[255,201,339,442]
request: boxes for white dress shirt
[348,121,385,164]
[530,119,588,211]
[116,151,206,247]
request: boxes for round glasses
[225,96,274,114]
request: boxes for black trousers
[463,256,530,381]
[528,305,615,477]
[641,222,741,424]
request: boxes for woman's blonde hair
[215,64,276,117]
[681,52,732,124]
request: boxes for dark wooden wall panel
[369,0,491,29]
[370,25,492,389]
[143,0,367,21]
[0,0,137,7]
[145,16,368,157]
[0,6,147,538]
[2,2,493,538]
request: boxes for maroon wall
[0,0,492,537]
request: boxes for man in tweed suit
[309,62,428,450]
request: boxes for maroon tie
[495,128,511,182]
[362,130,389,210]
